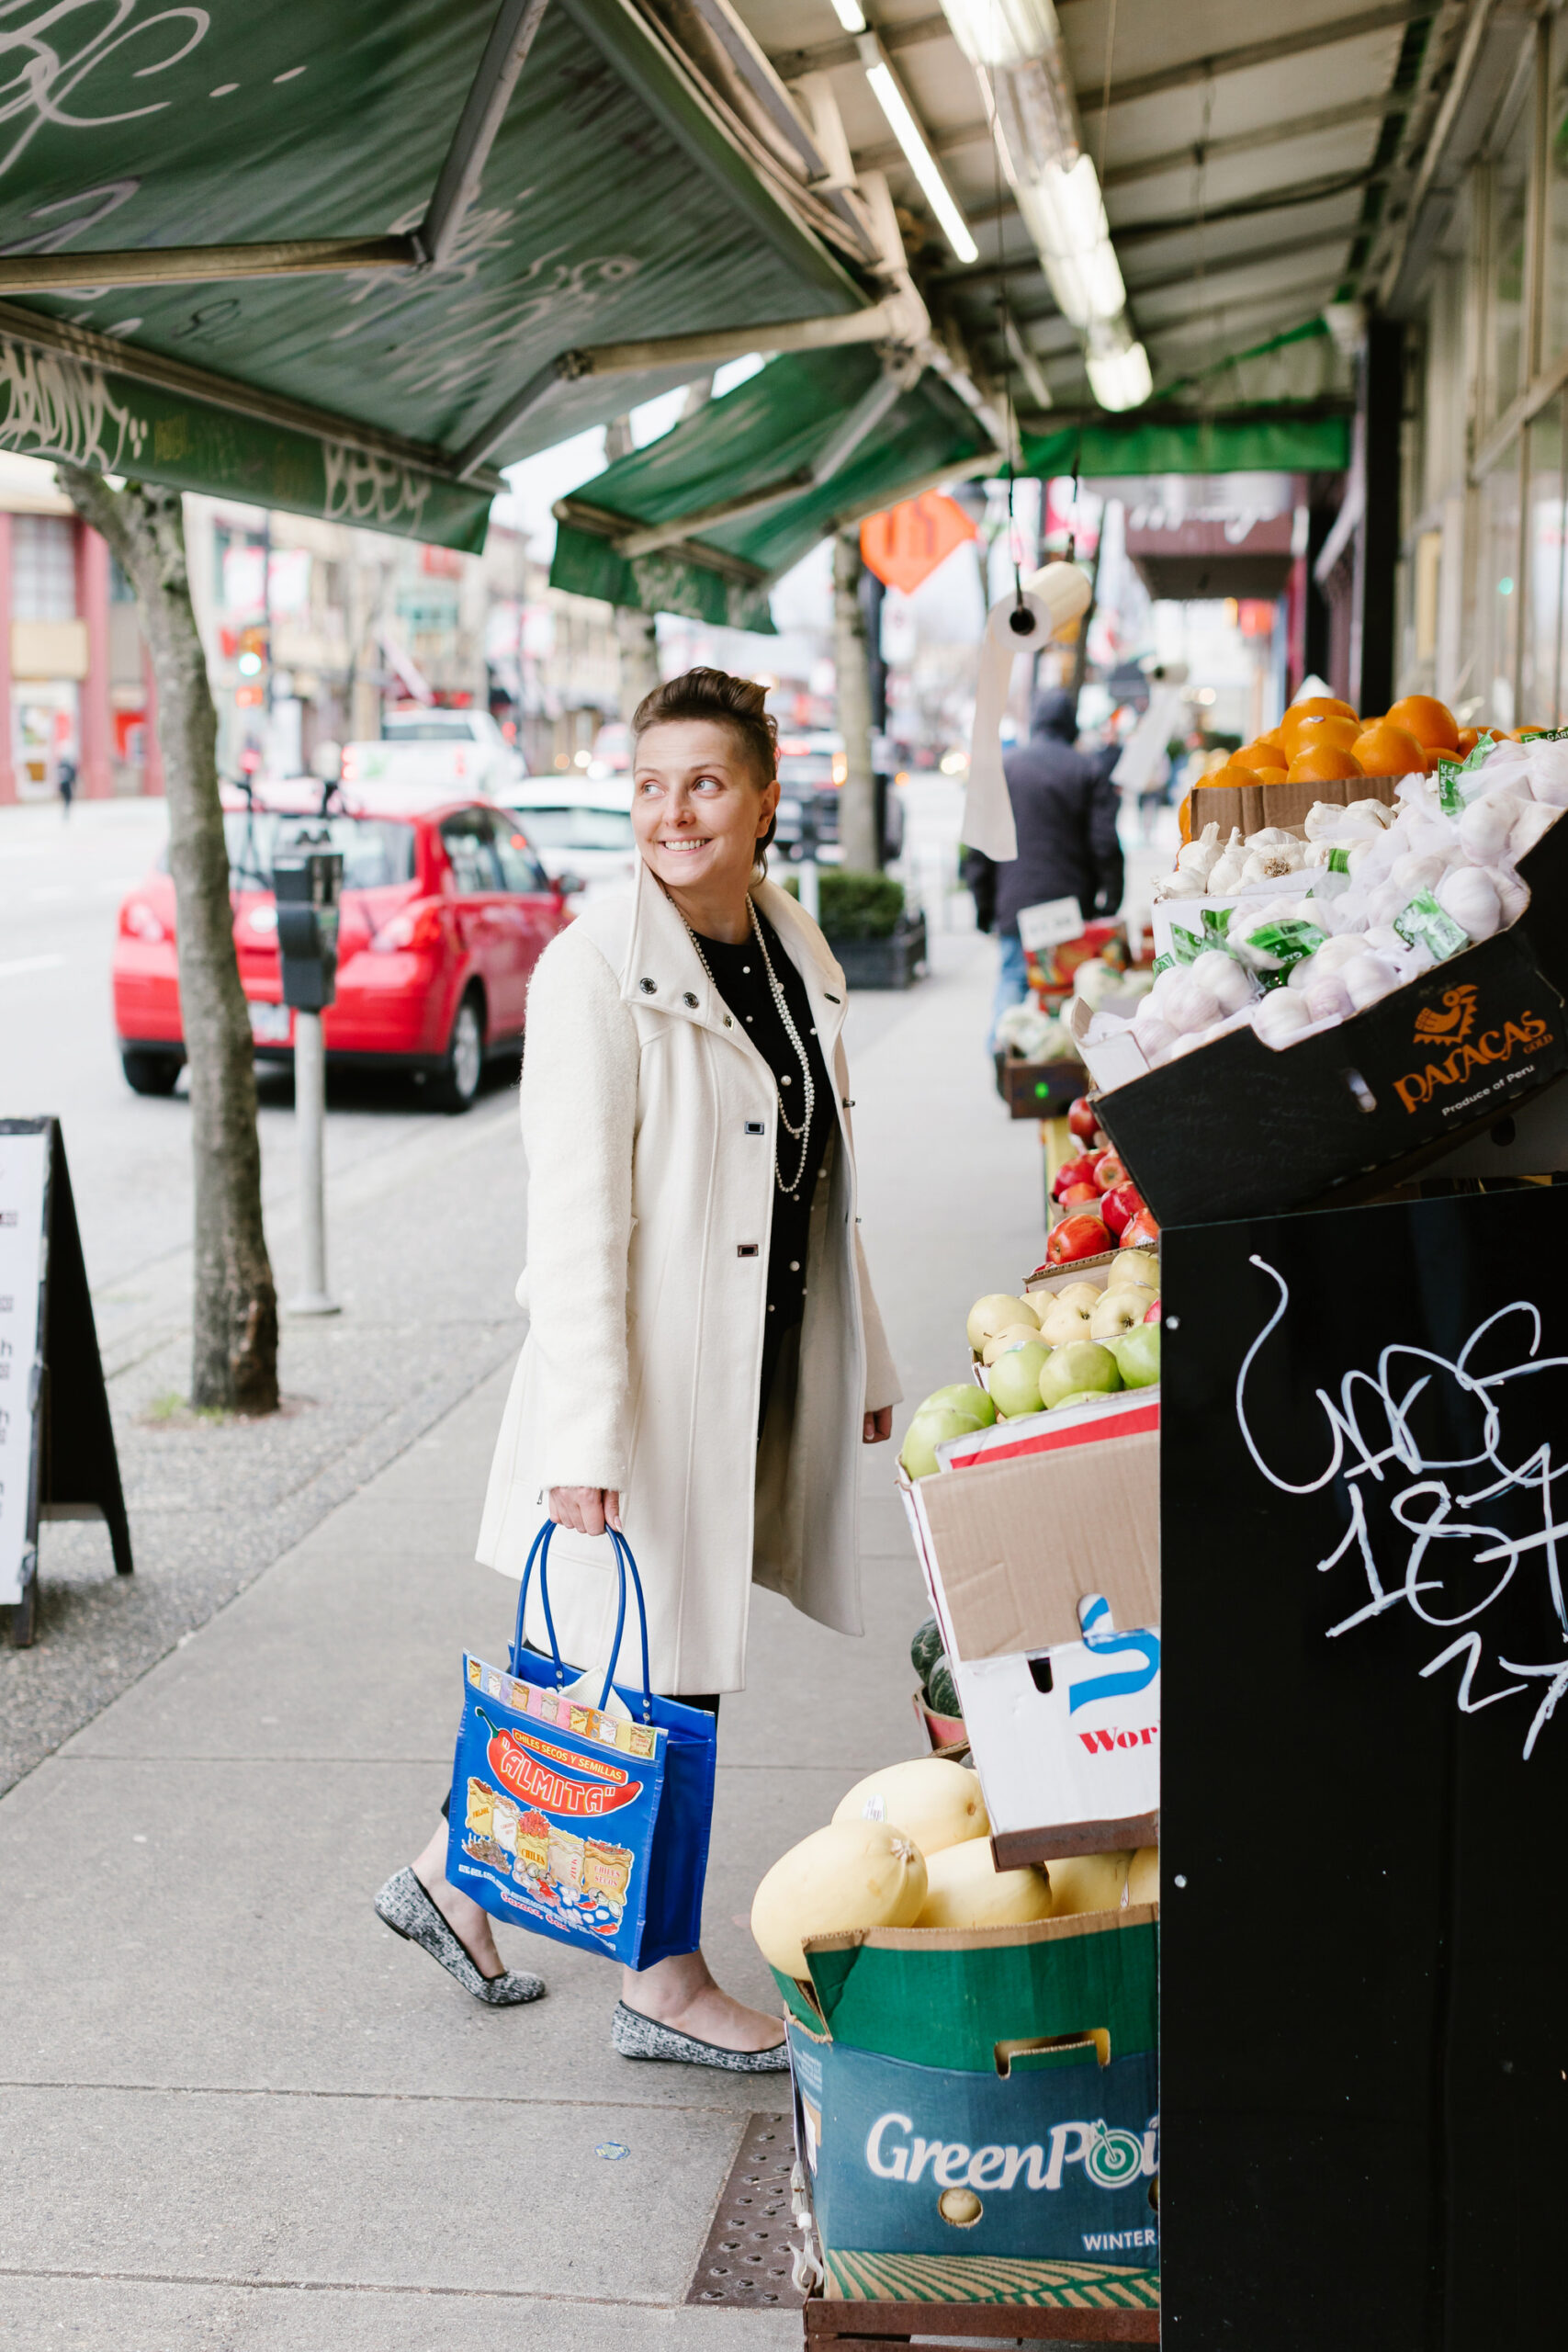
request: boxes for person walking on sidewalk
[376,667,900,2069]
[965,685,1123,1049]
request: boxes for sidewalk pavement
[0,930,1047,2347]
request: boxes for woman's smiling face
[631,718,778,910]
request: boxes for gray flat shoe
[612,1999,789,2071]
[374,1867,545,2007]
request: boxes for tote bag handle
[510,1520,655,1723]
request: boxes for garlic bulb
[1252,990,1313,1046]
[1457,791,1518,862]
[1190,947,1256,1012]
[1363,923,1405,958]
[1166,1029,1212,1060]
[1304,976,1354,1023]
[1345,797,1394,829]
[1365,881,1412,928]
[1390,851,1448,895]
[1206,850,1247,894]
[1313,933,1368,974]
[1286,954,1319,991]
[1509,800,1562,861]
[1154,865,1207,900]
[1485,865,1529,926]
[1436,865,1501,941]
[1303,802,1347,842]
[1134,1014,1178,1061]
[1524,741,1568,805]
[1161,975,1224,1035]
[1175,822,1222,881]
[1342,954,1398,1010]
[1244,825,1296,849]
[1240,844,1303,882]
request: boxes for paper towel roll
[963,562,1093,863]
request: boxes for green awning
[0,0,879,547]
[1021,410,1350,481]
[550,344,997,626]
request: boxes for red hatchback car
[113,786,576,1111]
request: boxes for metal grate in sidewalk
[685,2110,805,2310]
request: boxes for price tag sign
[1016,897,1083,954]
[0,1127,47,1607]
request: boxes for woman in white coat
[376,668,899,2066]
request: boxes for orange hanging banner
[860,491,977,595]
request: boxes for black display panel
[1161,1189,1568,2348]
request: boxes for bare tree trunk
[833,528,879,872]
[602,413,662,723]
[61,468,278,1414]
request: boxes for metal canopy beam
[0,238,416,295]
[0,300,504,491]
[767,11,947,81]
[418,0,552,268]
[451,296,911,477]
[968,226,1360,312]
[1081,3,1436,118]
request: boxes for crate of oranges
[1179,695,1537,844]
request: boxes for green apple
[1037,1295,1093,1347]
[987,1341,1050,1419]
[1107,1250,1159,1294]
[920,1383,998,1426]
[1088,1288,1144,1340]
[900,1406,985,1478]
[1109,1325,1160,1389]
[1038,1340,1122,1408]
[1049,1388,1121,1410]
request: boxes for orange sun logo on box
[861,492,977,595]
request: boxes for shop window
[1524,401,1567,725]
[1487,88,1534,424]
[12,514,76,620]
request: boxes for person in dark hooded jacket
[966,686,1123,1049]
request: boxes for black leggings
[440,1660,716,1819]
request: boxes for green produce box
[778,1911,1159,2286]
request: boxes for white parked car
[495,777,637,906]
[342,708,525,799]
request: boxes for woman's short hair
[633,668,780,852]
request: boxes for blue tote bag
[447,1522,716,1969]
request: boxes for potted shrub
[786,869,928,989]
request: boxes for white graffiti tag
[1236,1255,1568,1759]
[320,441,433,533]
[0,2,209,182]
[0,334,146,468]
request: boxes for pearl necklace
[682,898,816,1200]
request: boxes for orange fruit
[1455,729,1479,756]
[1284,695,1359,727]
[1385,695,1459,753]
[1201,763,1265,794]
[1232,739,1287,775]
[1178,794,1192,843]
[1281,712,1360,758]
[1350,722,1427,778]
[1516,726,1548,740]
[1285,743,1364,785]
[1261,726,1286,748]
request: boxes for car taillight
[370,899,446,954]
[120,899,167,943]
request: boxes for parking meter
[272,839,343,1012]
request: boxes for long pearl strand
[682,899,815,1199]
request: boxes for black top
[693,907,833,1428]
[971,690,1123,936]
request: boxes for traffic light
[237,625,269,678]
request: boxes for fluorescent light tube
[863,61,979,264]
[1086,339,1153,412]
[941,0,1062,71]
[829,0,867,28]
[1016,154,1125,326]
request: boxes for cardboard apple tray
[1094,815,1568,1227]
[897,1387,1159,1865]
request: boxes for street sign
[0,1120,131,1645]
[860,492,976,595]
[1161,1188,1568,2347]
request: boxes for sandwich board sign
[0,1120,130,1645]
[1161,1186,1568,2348]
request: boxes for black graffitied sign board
[1161,1189,1568,2349]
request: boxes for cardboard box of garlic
[1071,737,1568,1224]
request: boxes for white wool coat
[476,861,900,1693]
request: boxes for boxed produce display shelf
[785,1915,1159,2290]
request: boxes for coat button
[722,1013,733,1027]
[682,990,698,1008]
[639,978,657,994]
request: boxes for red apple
[1100,1180,1144,1237]
[1052,1153,1100,1200]
[1059,1182,1100,1207]
[1121,1208,1160,1250]
[1094,1153,1128,1193]
[1144,1298,1162,1324]
[1066,1096,1100,1147]
[1046,1213,1111,1265]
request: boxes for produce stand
[803,2290,1158,2341]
